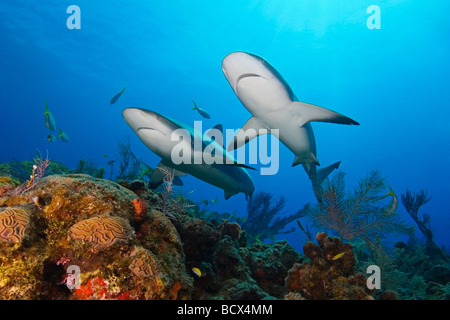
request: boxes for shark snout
[122,107,158,132]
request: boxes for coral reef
[0,173,192,300]
[174,209,304,299]
[200,191,310,244]
[0,159,447,300]
[285,232,374,300]
[71,159,105,179]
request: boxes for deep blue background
[1,0,449,252]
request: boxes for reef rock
[0,174,192,300]
[284,232,374,300]
[240,241,303,298]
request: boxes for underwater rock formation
[285,232,374,300]
[240,241,303,298]
[177,212,304,299]
[0,174,192,300]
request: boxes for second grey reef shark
[122,107,255,200]
[221,51,359,201]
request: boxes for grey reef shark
[122,108,255,200]
[221,51,359,201]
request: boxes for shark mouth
[235,73,265,87]
[137,127,162,135]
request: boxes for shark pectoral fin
[317,161,341,185]
[234,163,257,171]
[149,161,186,189]
[148,168,164,189]
[173,177,184,186]
[293,153,319,167]
[292,101,360,127]
[224,190,237,200]
[227,117,269,151]
[215,162,257,171]
[171,167,187,177]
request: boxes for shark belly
[235,74,318,165]
[236,75,291,117]
[176,163,253,198]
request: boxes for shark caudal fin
[316,161,341,185]
[310,161,341,203]
[292,101,359,127]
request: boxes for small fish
[110,87,126,104]
[384,185,398,215]
[331,252,346,261]
[31,196,44,208]
[200,198,220,206]
[44,100,56,131]
[192,100,211,119]
[47,133,57,142]
[192,267,202,278]
[103,154,109,158]
[58,128,70,142]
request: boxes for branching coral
[401,189,447,261]
[115,138,142,181]
[12,157,50,195]
[71,159,104,178]
[304,170,415,250]
[243,191,310,243]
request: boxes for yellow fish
[192,267,202,278]
[384,185,398,215]
[44,100,56,131]
[332,252,346,260]
[110,87,126,104]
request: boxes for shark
[221,51,359,200]
[122,107,255,200]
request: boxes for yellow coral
[0,177,12,185]
[69,215,133,249]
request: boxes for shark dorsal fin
[205,124,224,148]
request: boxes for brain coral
[0,206,30,244]
[129,247,163,279]
[69,215,133,249]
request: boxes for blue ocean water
[1,0,449,252]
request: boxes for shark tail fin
[192,100,198,110]
[311,161,341,204]
[292,101,360,127]
[316,161,341,185]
